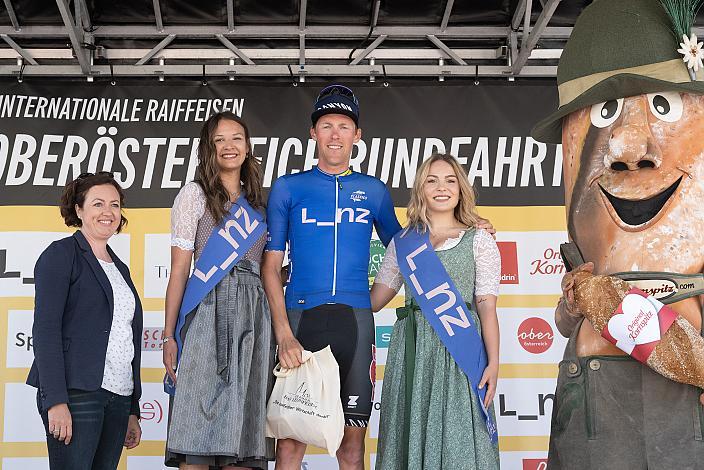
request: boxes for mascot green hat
[532,0,704,143]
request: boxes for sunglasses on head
[316,84,359,106]
[77,171,114,180]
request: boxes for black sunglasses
[316,84,359,106]
[77,171,114,180]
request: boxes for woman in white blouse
[370,153,501,470]
[28,172,142,470]
[163,112,274,469]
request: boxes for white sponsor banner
[7,309,168,370]
[144,233,171,298]
[6,309,34,368]
[141,310,165,368]
[126,456,170,470]
[0,232,130,297]
[495,378,556,437]
[3,383,46,442]
[374,308,397,365]
[495,231,568,296]
[500,451,549,470]
[499,308,568,364]
[2,457,50,470]
[138,382,169,441]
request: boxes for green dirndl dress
[376,228,500,470]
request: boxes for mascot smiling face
[561,92,704,275]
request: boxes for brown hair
[60,172,128,233]
[194,111,265,224]
[405,153,480,233]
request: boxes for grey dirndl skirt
[165,259,276,469]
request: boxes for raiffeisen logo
[497,241,519,284]
[517,317,554,354]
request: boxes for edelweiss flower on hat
[678,33,704,72]
[661,0,704,78]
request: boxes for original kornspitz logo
[530,247,566,276]
[517,317,554,354]
[497,241,519,284]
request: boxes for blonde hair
[405,153,480,233]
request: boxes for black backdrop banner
[0,81,561,207]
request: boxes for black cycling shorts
[287,303,375,427]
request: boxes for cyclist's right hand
[162,339,178,383]
[278,335,304,369]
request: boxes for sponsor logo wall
[0,82,566,469]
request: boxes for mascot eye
[647,91,683,123]
[590,99,624,128]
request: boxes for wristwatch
[162,336,175,345]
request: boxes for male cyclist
[263,84,399,470]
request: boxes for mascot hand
[560,262,594,317]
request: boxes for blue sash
[394,228,498,443]
[164,195,266,395]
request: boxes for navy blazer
[26,230,143,416]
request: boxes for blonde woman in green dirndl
[371,153,501,470]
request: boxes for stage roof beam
[0,25,521,39]
[55,0,91,74]
[1,34,38,64]
[3,0,19,31]
[216,34,254,65]
[427,34,466,66]
[0,63,558,77]
[0,47,562,61]
[299,0,307,31]
[349,34,387,65]
[227,0,234,32]
[135,34,175,65]
[371,0,381,29]
[299,32,305,67]
[75,0,91,30]
[440,0,455,31]
[153,0,164,32]
[512,0,560,75]
[511,0,527,31]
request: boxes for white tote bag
[266,346,345,456]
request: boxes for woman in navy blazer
[27,172,143,470]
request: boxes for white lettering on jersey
[302,207,370,226]
[301,208,316,224]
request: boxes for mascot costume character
[532,0,704,468]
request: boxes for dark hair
[59,172,128,233]
[194,111,265,224]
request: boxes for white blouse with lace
[374,228,501,296]
[171,182,207,252]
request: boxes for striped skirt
[166,260,275,469]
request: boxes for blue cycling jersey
[266,166,402,309]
